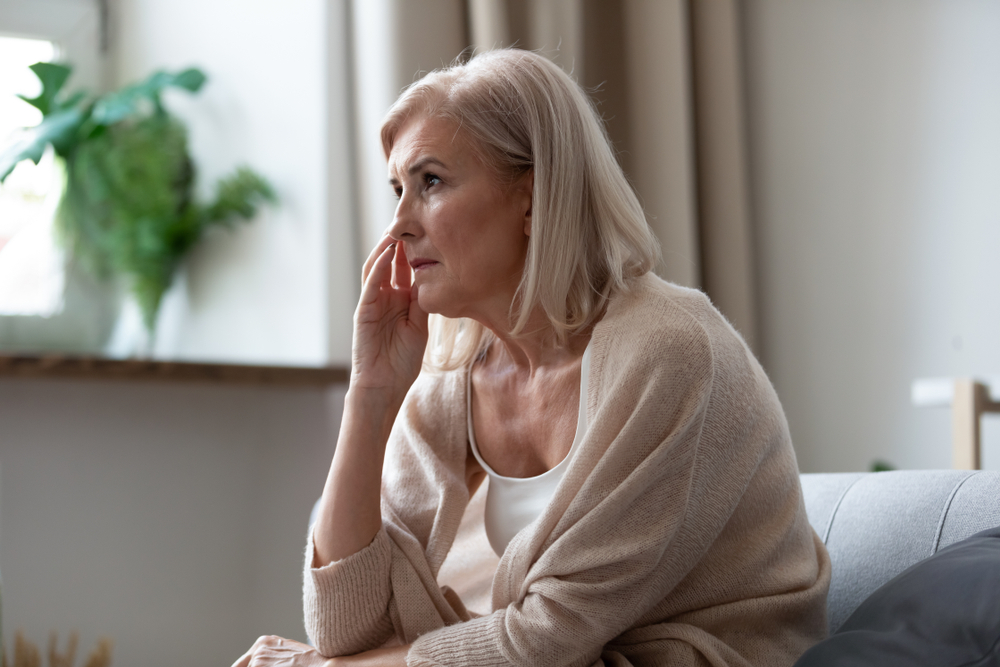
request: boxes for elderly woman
[235,48,830,667]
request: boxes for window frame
[0,0,106,92]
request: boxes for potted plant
[0,63,275,348]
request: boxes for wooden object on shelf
[952,378,1000,470]
[0,354,348,386]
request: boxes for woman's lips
[409,258,439,271]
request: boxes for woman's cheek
[414,281,443,315]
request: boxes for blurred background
[1,1,1000,665]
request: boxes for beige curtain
[687,0,758,349]
[349,0,757,348]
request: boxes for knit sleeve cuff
[406,611,508,667]
[304,525,395,656]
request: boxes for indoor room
[1,1,998,666]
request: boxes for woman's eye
[425,173,442,187]
[393,186,403,200]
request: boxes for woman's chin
[416,288,462,319]
[415,289,444,316]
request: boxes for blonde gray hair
[381,48,659,370]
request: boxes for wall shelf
[0,354,349,386]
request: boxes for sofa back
[800,470,1000,633]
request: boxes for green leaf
[91,67,208,125]
[60,90,88,111]
[171,68,207,92]
[870,459,896,473]
[0,107,84,182]
[55,114,195,332]
[27,61,274,336]
[17,62,73,115]
[203,167,276,225]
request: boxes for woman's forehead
[388,115,471,177]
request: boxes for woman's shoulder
[592,273,762,394]
[608,274,734,333]
[597,274,735,358]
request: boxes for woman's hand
[231,638,410,667]
[231,636,329,667]
[352,233,429,400]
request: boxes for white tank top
[467,341,592,557]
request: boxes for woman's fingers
[231,636,271,667]
[360,243,395,306]
[231,647,254,667]
[231,636,324,667]
[361,232,395,284]
[393,242,412,290]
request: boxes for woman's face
[387,114,532,321]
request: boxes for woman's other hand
[231,636,329,667]
[353,234,429,400]
[232,637,410,667]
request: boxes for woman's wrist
[346,381,405,407]
[344,385,406,436]
[324,644,410,666]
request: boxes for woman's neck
[478,308,592,378]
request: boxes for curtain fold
[349,0,757,348]
[689,0,758,348]
[620,0,701,289]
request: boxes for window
[0,35,64,316]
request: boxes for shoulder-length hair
[380,48,659,370]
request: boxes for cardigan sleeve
[303,525,396,655]
[304,370,475,657]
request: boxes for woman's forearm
[329,644,410,666]
[312,387,404,566]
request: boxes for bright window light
[0,36,65,317]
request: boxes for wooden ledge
[0,354,349,386]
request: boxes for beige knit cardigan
[304,275,831,667]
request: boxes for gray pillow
[794,526,1000,666]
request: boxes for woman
[234,48,829,667]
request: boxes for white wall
[112,0,357,366]
[744,0,1000,472]
[0,378,344,667]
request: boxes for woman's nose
[387,195,421,241]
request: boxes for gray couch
[800,469,1000,633]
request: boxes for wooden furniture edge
[951,378,1000,471]
[0,354,349,386]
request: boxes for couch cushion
[799,470,1000,632]
[794,525,1000,667]
[937,472,1000,550]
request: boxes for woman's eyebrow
[408,157,447,175]
[388,157,448,186]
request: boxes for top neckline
[467,339,592,482]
